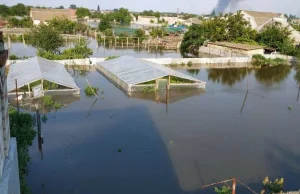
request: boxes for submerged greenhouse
[96,56,206,93]
[7,56,79,98]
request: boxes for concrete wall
[262,54,298,63]
[199,46,247,57]
[0,138,20,194]
[204,44,264,56]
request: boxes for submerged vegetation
[105,56,120,61]
[9,107,37,194]
[252,54,287,66]
[41,95,63,110]
[84,86,99,96]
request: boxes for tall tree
[10,3,28,16]
[0,4,10,17]
[97,5,100,12]
[69,4,77,9]
[30,24,64,53]
[76,7,91,18]
[98,17,111,31]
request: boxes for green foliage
[187,61,193,67]
[252,54,286,66]
[85,86,99,96]
[105,56,119,60]
[134,29,146,42]
[69,4,77,9]
[99,8,132,24]
[170,76,194,83]
[0,4,10,17]
[140,86,156,93]
[41,95,54,107]
[10,107,37,194]
[180,11,257,56]
[180,24,208,56]
[256,22,296,55]
[38,39,93,60]
[262,177,284,193]
[150,27,166,38]
[214,186,231,194]
[53,102,62,110]
[98,17,112,31]
[8,17,33,28]
[10,3,29,16]
[30,24,64,53]
[140,10,160,18]
[49,17,76,34]
[76,7,91,18]
[9,54,20,60]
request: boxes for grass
[252,54,287,66]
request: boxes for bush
[105,56,119,60]
[262,177,284,193]
[187,61,193,67]
[41,95,54,107]
[215,186,231,194]
[85,86,99,96]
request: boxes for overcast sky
[2,0,300,16]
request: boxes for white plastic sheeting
[7,57,79,92]
[96,56,203,85]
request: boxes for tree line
[180,11,300,57]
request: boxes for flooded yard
[20,66,300,194]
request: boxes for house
[160,16,178,25]
[130,14,137,22]
[200,41,267,57]
[30,8,77,25]
[291,19,300,25]
[240,10,300,44]
[101,10,113,15]
[137,16,158,24]
[183,17,202,26]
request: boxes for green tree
[70,4,77,9]
[180,24,208,56]
[49,17,76,34]
[134,29,146,42]
[256,22,293,53]
[150,27,166,37]
[76,7,91,18]
[10,3,28,16]
[98,17,112,31]
[0,4,10,17]
[8,17,32,28]
[31,24,64,53]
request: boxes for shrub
[105,56,119,60]
[41,95,54,107]
[85,86,99,96]
[215,186,231,194]
[262,177,284,193]
[187,61,193,67]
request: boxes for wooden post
[27,84,31,98]
[86,78,98,98]
[41,79,44,96]
[127,37,129,48]
[168,75,171,90]
[232,179,236,194]
[114,36,116,48]
[122,41,123,49]
[138,38,140,48]
[94,30,97,39]
[15,79,19,113]
[22,34,25,45]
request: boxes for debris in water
[169,140,174,144]
[101,95,104,99]
[288,107,292,111]
[118,148,122,152]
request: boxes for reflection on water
[186,69,200,76]
[255,65,291,86]
[22,67,300,194]
[207,68,249,86]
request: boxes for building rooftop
[208,42,266,51]
[30,8,75,21]
[241,10,283,18]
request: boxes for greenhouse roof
[96,56,202,85]
[7,56,79,92]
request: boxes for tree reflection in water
[207,68,249,87]
[186,69,200,76]
[294,65,300,101]
[255,65,291,86]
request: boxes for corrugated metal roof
[7,56,79,92]
[96,56,202,85]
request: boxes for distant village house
[30,8,77,25]
[137,16,158,24]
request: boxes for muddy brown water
[17,66,300,194]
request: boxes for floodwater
[7,40,182,58]
[22,66,300,194]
